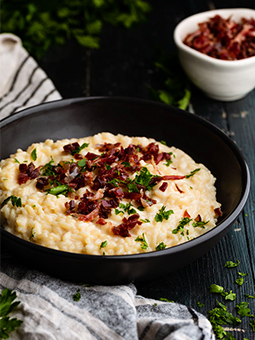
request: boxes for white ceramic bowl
[174,8,255,101]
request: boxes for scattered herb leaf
[155,206,174,222]
[31,148,37,161]
[135,233,148,250]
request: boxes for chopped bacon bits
[214,207,223,217]
[16,139,219,238]
[159,182,168,192]
[183,15,255,60]
[183,210,191,218]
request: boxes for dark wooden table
[38,1,254,339]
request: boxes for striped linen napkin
[0,33,215,340]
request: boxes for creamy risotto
[0,133,222,255]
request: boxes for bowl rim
[0,96,251,261]
[173,8,255,66]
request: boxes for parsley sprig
[155,206,173,222]
[135,233,148,250]
[0,289,23,339]
[1,196,22,209]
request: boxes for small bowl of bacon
[173,8,255,101]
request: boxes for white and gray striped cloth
[0,33,215,340]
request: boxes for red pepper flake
[183,15,255,60]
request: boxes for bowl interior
[0,97,248,223]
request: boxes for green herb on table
[135,233,148,250]
[244,294,255,299]
[1,196,22,209]
[159,297,174,303]
[31,148,37,161]
[208,300,241,339]
[235,276,244,286]
[209,284,236,301]
[235,301,254,318]
[1,0,151,59]
[224,260,240,268]
[147,52,191,110]
[197,302,205,308]
[73,289,81,302]
[155,206,173,222]
[250,319,255,332]
[0,288,23,339]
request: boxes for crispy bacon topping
[183,15,255,60]
[16,139,216,238]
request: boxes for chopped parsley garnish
[164,159,172,167]
[14,158,20,164]
[235,277,244,286]
[186,168,200,178]
[77,158,86,168]
[210,284,236,301]
[235,302,254,318]
[159,297,174,303]
[0,288,23,338]
[1,195,22,209]
[135,233,148,250]
[224,260,240,268]
[155,206,174,222]
[250,319,255,332]
[71,142,89,156]
[244,294,255,299]
[116,202,136,215]
[141,218,150,223]
[208,300,241,339]
[155,242,166,251]
[172,217,191,235]
[73,289,81,302]
[29,228,36,241]
[104,163,111,170]
[121,161,131,167]
[31,148,37,161]
[100,240,108,249]
[197,302,205,308]
[192,220,209,228]
[160,140,167,145]
[108,178,120,187]
[125,167,159,193]
[47,184,70,196]
[40,157,55,176]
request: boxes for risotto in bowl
[0,97,250,284]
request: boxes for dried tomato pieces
[183,15,255,60]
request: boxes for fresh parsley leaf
[77,158,86,168]
[141,218,150,223]
[71,143,89,156]
[160,140,167,145]
[235,277,244,286]
[1,196,22,209]
[0,288,23,338]
[14,158,20,164]
[235,301,254,318]
[155,242,166,251]
[104,162,111,170]
[192,220,209,228]
[186,168,200,179]
[47,184,69,196]
[108,178,120,187]
[197,302,205,308]
[224,260,240,268]
[31,148,37,161]
[210,284,224,294]
[172,217,191,235]
[117,202,136,215]
[159,297,174,303]
[121,161,131,168]
[40,157,55,176]
[250,319,255,332]
[238,272,248,277]
[135,233,148,250]
[134,167,157,190]
[100,240,107,249]
[164,159,172,167]
[155,206,174,222]
[244,294,255,299]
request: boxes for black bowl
[0,97,250,284]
